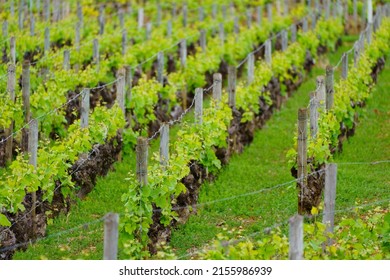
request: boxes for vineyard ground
[13,36,390,260]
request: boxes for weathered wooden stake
[228,66,237,109]
[136,137,148,186]
[22,61,31,153]
[98,5,105,35]
[44,27,50,54]
[180,39,186,69]
[247,53,255,85]
[200,29,206,52]
[80,89,90,129]
[124,66,132,126]
[157,51,164,85]
[246,8,252,28]
[325,66,334,111]
[157,3,162,26]
[195,88,203,124]
[341,52,348,79]
[291,24,297,43]
[77,1,83,26]
[325,0,330,19]
[138,8,144,30]
[103,213,119,260]
[198,6,204,22]
[167,20,172,37]
[289,214,304,260]
[265,39,272,65]
[281,29,288,51]
[119,9,124,29]
[4,64,16,164]
[297,108,308,214]
[116,68,126,117]
[63,50,70,70]
[353,42,359,67]
[234,17,239,34]
[316,76,326,109]
[213,73,222,103]
[18,1,23,30]
[160,124,169,168]
[323,163,337,238]
[309,92,319,139]
[267,3,272,22]
[28,118,38,237]
[303,17,308,32]
[2,21,8,38]
[182,4,188,27]
[146,22,152,40]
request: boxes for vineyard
[0,0,389,261]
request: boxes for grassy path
[169,42,390,258]
[14,37,386,260]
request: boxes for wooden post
[2,21,8,38]
[77,1,83,27]
[103,213,119,260]
[359,33,365,52]
[222,5,227,19]
[234,17,239,34]
[325,0,330,19]
[180,39,186,69]
[247,53,254,85]
[44,27,50,54]
[323,164,337,237]
[265,39,272,65]
[157,3,162,26]
[93,39,99,71]
[325,65,334,111]
[157,51,164,85]
[43,0,50,21]
[63,50,70,70]
[228,66,236,109]
[124,66,132,126]
[22,61,31,153]
[316,76,326,109]
[4,64,16,164]
[116,68,126,118]
[213,73,222,103]
[367,0,373,24]
[200,29,206,52]
[297,108,308,214]
[195,88,203,124]
[311,12,317,29]
[136,137,148,186]
[246,8,252,28]
[80,89,90,129]
[167,20,172,37]
[10,0,15,16]
[303,17,308,32]
[119,9,124,29]
[309,92,318,139]
[122,30,127,55]
[160,124,169,168]
[219,23,225,44]
[212,4,217,18]
[146,22,152,40]
[10,37,16,64]
[171,3,177,20]
[284,0,289,16]
[198,6,204,22]
[353,42,359,67]
[53,0,60,22]
[28,118,38,237]
[353,0,358,25]
[362,0,367,27]
[276,0,281,16]
[98,4,105,35]
[281,29,288,51]
[182,4,187,27]
[138,8,144,30]
[257,6,262,25]
[315,0,320,14]
[18,1,23,30]
[291,24,297,43]
[289,214,304,260]
[267,3,272,23]
[341,52,348,80]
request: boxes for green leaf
[0,213,11,227]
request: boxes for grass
[14,36,389,260]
